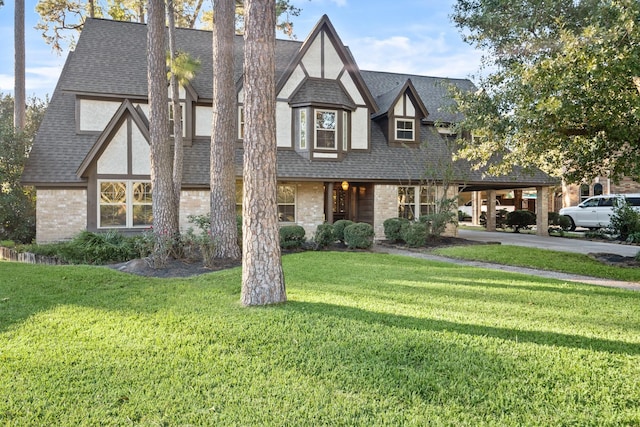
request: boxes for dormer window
[238,106,245,140]
[395,119,414,141]
[315,110,337,149]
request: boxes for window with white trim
[299,109,307,149]
[398,186,436,220]
[238,106,245,139]
[99,180,152,228]
[277,184,296,222]
[315,110,337,149]
[395,118,414,141]
[169,103,186,137]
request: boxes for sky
[0,0,486,100]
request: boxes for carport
[460,183,555,236]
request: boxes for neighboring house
[562,177,640,209]
[22,15,555,243]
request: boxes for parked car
[459,199,515,220]
[559,194,640,231]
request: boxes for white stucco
[340,72,366,106]
[301,35,322,78]
[97,123,128,174]
[278,64,306,99]
[276,102,292,148]
[351,108,369,149]
[79,99,121,132]
[131,125,150,175]
[195,105,212,137]
[323,36,343,80]
[406,95,415,116]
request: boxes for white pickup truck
[459,199,516,219]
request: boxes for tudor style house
[22,15,555,243]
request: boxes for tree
[241,0,286,306]
[14,0,25,130]
[450,0,640,183]
[36,0,300,53]
[0,94,48,243]
[210,0,241,260]
[147,0,179,258]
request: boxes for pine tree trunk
[210,0,241,260]
[14,0,25,130]
[167,0,184,223]
[240,0,286,306]
[147,0,179,243]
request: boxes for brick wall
[373,185,399,239]
[179,190,210,232]
[294,182,325,238]
[36,189,87,243]
[564,177,640,207]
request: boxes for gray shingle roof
[23,17,556,188]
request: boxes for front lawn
[433,244,640,282]
[1,252,639,425]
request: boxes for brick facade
[563,177,640,207]
[36,189,87,243]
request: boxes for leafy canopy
[450,0,640,183]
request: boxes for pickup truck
[458,199,516,219]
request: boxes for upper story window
[315,110,337,149]
[395,119,414,141]
[299,109,307,149]
[169,103,185,137]
[238,106,245,140]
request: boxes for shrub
[479,210,508,229]
[548,212,571,231]
[343,222,374,249]
[44,230,139,265]
[402,222,428,247]
[506,210,536,233]
[610,201,640,240]
[313,223,335,249]
[627,232,640,244]
[383,217,410,242]
[279,225,306,249]
[332,219,354,243]
[419,211,457,237]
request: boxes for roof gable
[77,99,150,177]
[372,78,429,120]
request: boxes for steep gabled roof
[76,99,150,177]
[372,78,429,120]
[289,79,356,109]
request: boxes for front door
[324,182,374,225]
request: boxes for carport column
[536,186,549,236]
[472,191,482,225]
[486,189,497,231]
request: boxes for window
[580,184,590,202]
[238,106,245,139]
[399,186,436,219]
[342,111,348,150]
[169,103,185,137]
[299,109,307,149]
[99,181,152,228]
[395,119,414,141]
[277,184,296,222]
[315,110,337,149]
[593,183,603,196]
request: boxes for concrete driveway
[458,229,640,257]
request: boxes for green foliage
[0,94,47,243]
[419,210,457,237]
[332,219,354,243]
[402,222,428,247]
[451,0,640,182]
[479,209,508,229]
[627,232,640,244]
[313,223,335,249]
[609,201,640,240]
[279,225,306,250]
[383,217,410,242]
[2,253,640,425]
[506,210,536,233]
[548,212,571,231]
[343,222,374,249]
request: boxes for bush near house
[402,222,428,247]
[610,201,640,241]
[332,220,354,243]
[279,225,306,249]
[343,222,374,249]
[383,217,410,242]
[313,223,335,249]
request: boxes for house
[562,177,640,210]
[22,15,556,243]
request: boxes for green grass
[2,252,640,425]
[433,244,640,282]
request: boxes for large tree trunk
[167,0,184,224]
[240,0,286,306]
[147,0,179,246]
[14,0,25,130]
[210,0,241,260]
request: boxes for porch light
[341,181,349,191]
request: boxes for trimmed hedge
[506,210,536,233]
[279,225,306,249]
[314,223,335,249]
[343,222,374,249]
[383,217,410,242]
[402,222,428,247]
[332,219,354,243]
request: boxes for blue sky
[0,0,485,99]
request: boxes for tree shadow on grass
[278,300,640,356]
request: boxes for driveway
[458,229,640,257]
